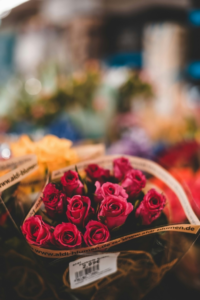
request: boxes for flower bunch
[22,157,166,250]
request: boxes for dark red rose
[94,181,128,203]
[61,170,84,197]
[51,222,82,249]
[85,164,110,184]
[66,195,95,227]
[83,220,110,246]
[42,183,66,218]
[98,195,133,230]
[113,157,133,181]
[21,215,52,247]
[121,169,146,198]
[135,188,166,225]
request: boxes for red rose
[21,215,52,247]
[83,220,110,246]
[42,183,66,218]
[135,188,166,225]
[66,195,95,227]
[98,196,133,230]
[51,222,82,249]
[113,157,133,181]
[121,169,146,198]
[85,164,110,184]
[61,170,84,197]
[94,181,128,203]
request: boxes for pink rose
[66,195,95,227]
[51,222,82,249]
[21,215,52,247]
[98,196,133,230]
[85,164,110,184]
[42,183,66,218]
[61,170,84,197]
[135,188,166,225]
[122,169,146,198]
[84,220,110,246]
[113,157,133,181]
[94,181,128,203]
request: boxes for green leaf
[134,200,140,210]
[75,165,79,174]
[84,183,88,194]
[111,225,122,232]
[75,165,84,184]
[96,203,100,214]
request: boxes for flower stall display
[107,126,153,159]
[1,66,155,143]
[17,155,200,300]
[5,63,100,131]
[117,72,153,113]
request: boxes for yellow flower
[10,135,78,182]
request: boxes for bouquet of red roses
[1,152,200,300]
[22,157,166,252]
[19,155,200,300]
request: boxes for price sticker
[69,253,120,289]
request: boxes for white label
[69,252,120,289]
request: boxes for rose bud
[51,222,82,249]
[94,181,128,203]
[85,164,110,184]
[61,170,84,197]
[98,196,133,230]
[121,169,146,198]
[66,195,95,227]
[84,220,110,246]
[113,157,133,181]
[21,215,52,247]
[42,183,66,218]
[135,188,166,225]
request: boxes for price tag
[69,253,120,289]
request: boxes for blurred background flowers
[1,0,200,150]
